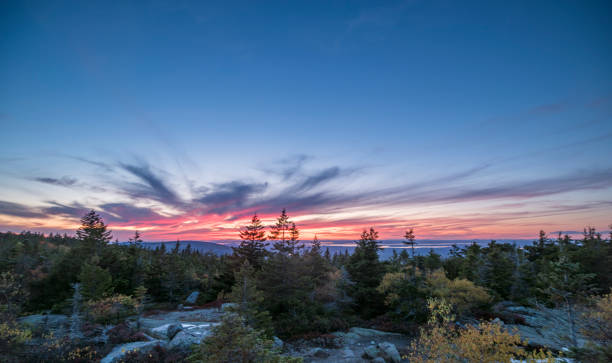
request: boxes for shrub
[189,313,302,363]
[406,298,554,363]
[427,269,491,315]
[84,294,136,324]
[579,292,612,362]
[107,322,147,344]
[0,322,32,361]
[120,344,189,363]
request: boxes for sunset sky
[1,0,611,241]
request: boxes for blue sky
[1,0,611,240]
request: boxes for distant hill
[118,241,233,255]
[117,238,534,259]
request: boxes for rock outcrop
[493,302,588,351]
[185,291,200,305]
[101,340,165,363]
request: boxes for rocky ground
[17,297,584,362]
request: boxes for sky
[1,0,611,242]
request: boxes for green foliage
[229,261,273,334]
[426,269,491,315]
[258,252,320,337]
[346,228,385,318]
[78,263,113,301]
[234,214,269,269]
[377,269,429,322]
[76,210,112,255]
[269,209,303,255]
[84,294,137,324]
[189,313,302,363]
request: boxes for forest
[1,209,611,362]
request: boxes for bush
[120,344,188,363]
[107,322,147,344]
[579,292,612,362]
[406,298,554,363]
[189,313,302,363]
[84,294,136,324]
[427,269,491,315]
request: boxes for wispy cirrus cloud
[196,181,268,214]
[119,162,182,206]
[34,176,78,187]
[1,154,610,240]
[0,201,46,218]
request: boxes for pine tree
[404,228,417,277]
[76,210,112,255]
[346,228,385,318]
[538,255,596,348]
[306,235,331,292]
[269,209,303,255]
[324,247,331,262]
[311,235,321,254]
[78,263,113,301]
[234,214,268,269]
[228,261,272,334]
[128,231,142,244]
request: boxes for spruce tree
[234,214,268,269]
[269,209,303,255]
[404,228,417,277]
[78,263,113,300]
[76,210,112,255]
[228,261,272,334]
[538,255,596,348]
[346,228,385,318]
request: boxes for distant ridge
[118,240,233,255]
[118,239,534,258]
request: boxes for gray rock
[494,303,588,351]
[167,323,216,349]
[273,336,284,349]
[363,345,380,359]
[378,342,401,363]
[185,291,200,305]
[150,323,172,339]
[349,327,399,338]
[221,303,238,311]
[101,340,165,363]
[372,358,386,363]
[167,324,183,340]
[309,347,330,358]
[341,348,355,358]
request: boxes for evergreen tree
[76,210,112,255]
[228,261,272,334]
[346,228,385,318]
[404,228,418,279]
[305,235,332,292]
[538,255,596,348]
[311,235,321,254]
[128,231,142,244]
[258,253,315,337]
[78,263,113,301]
[269,209,290,251]
[269,209,303,255]
[234,214,268,269]
[189,313,296,363]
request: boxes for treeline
[1,209,611,359]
